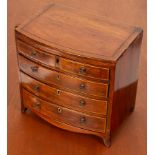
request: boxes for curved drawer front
[17,40,56,68]
[17,40,109,80]
[18,55,109,98]
[22,89,106,133]
[21,72,107,117]
[60,58,109,80]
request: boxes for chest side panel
[111,31,143,131]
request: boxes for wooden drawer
[21,72,108,117]
[17,40,109,80]
[18,55,109,98]
[22,89,107,133]
[60,58,109,80]
[17,40,56,68]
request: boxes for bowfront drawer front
[17,40,56,68]
[22,89,107,133]
[21,72,108,117]
[17,40,109,81]
[18,55,109,98]
[60,58,109,80]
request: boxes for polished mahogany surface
[18,55,109,99]
[112,33,143,130]
[15,3,143,147]
[16,3,139,61]
[17,40,110,81]
[15,2,143,147]
[22,89,107,133]
[17,39,56,68]
[8,0,146,154]
[21,72,108,117]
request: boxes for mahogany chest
[15,3,143,147]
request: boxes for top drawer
[17,40,109,80]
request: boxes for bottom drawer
[22,89,106,133]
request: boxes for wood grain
[18,55,109,99]
[16,3,138,61]
[8,0,146,154]
[111,30,143,131]
[22,89,107,133]
[17,39,110,81]
[21,72,108,117]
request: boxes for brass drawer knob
[80,117,86,123]
[32,102,41,109]
[57,107,62,114]
[31,66,38,72]
[79,99,86,106]
[33,85,40,91]
[31,50,37,56]
[79,67,86,74]
[80,83,85,90]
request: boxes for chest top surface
[16,3,142,61]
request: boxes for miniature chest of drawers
[15,3,143,147]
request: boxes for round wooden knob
[80,117,86,123]
[33,85,40,91]
[31,50,37,56]
[80,83,85,89]
[57,107,62,114]
[79,67,86,74]
[31,66,38,72]
[79,100,86,106]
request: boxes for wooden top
[16,3,142,61]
